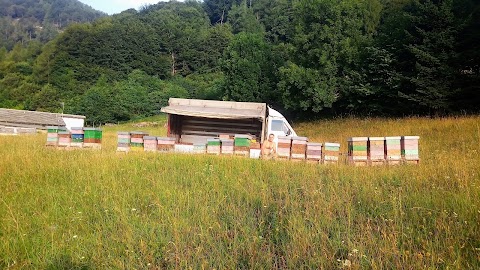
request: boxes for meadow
[1,116,479,269]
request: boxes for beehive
[277,136,292,159]
[46,126,59,147]
[57,131,71,148]
[306,142,322,163]
[385,136,401,164]
[207,138,221,155]
[143,136,157,152]
[175,143,194,153]
[234,134,250,156]
[83,128,102,149]
[402,136,420,164]
[117,132,130,152]
[324,142,340,164]
[193,143,207,154]
[70,127,84,148]
[157,137,176,152]
[291,136,308,160]
[249,149,261,159]
[348,137,368,166]
[369,137,385,165]
[130,131,147,151]
[221,139,234,155]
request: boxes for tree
[227,0,264,34]
[222,32,275,102]
[400,0,459,114]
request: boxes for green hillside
[0,0,106,49]
[0,0,479,122]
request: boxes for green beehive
[84,128,96,139]
[207,139,221,146]
[47,126,59,133]
[234,134,250,147]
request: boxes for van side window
[271,120,283,131]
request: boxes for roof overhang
[161,99,266,120]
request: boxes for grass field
[1,116,479,269]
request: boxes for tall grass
[1,116,479,269]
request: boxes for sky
[77,0,170,15]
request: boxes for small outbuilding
[0,108,85,133]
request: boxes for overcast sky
[77,0,171,15]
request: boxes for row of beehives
[0,126,36,135]
[276,136,341,163]
[117,132,342,163]
[117,132,264,157]
[45,126,102,149]
[348,136,420,166]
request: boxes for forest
[0,0,479,123]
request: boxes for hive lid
[402,136,420,140]
[307,142,323,146]
[143,136,157,140]
[292,136,308,141]
[157,137,176,141]
[348,137,368,141]
[71,127,83,130]
[234,134,251,139]
[130,131,147,134]
[324,142,340,147]
[385,136,401,140]
[117,132,130,135]
[369,137,385,141]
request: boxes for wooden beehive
[385,136,401,165]
[306,142,322,163]
[207,138,221,155]
[291,136,308,160]
[117,132,130,152]
[70,127,84,148]
[143,136,157,152]
[221,139,234,155]
[46,126,59,147]
[234,134,250,156]
[368,137,386,165]
[193,143,207,154]
[402,136,420,164]
[84,128,102,149]
[157,137,176,152]
[348,137,368,166]
[129,131,147,151]
[324,142,340,164]
[277,136,292,159]
[57,131,71,148]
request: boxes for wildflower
[352,249,359,254]
[132,208,137,212]
[73,235,78,238]
[343,259,351,267]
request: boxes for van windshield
[271,120,284,131]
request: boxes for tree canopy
[0,0,479,123]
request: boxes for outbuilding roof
[0,108,85,128]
